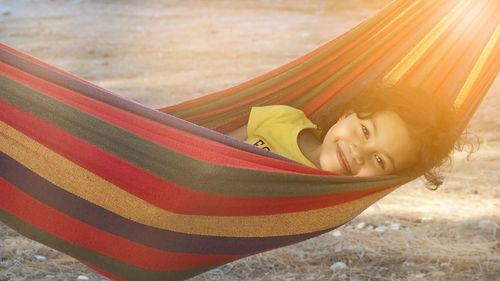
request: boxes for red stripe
[0,43,128,101]
[159,0,406,116]
[159,20,348,115]
[0,98,387,216]
[0,178,240,270]
[412,1,492,93]
[0,61,329,176]
[272,2,411,109]
[1,61,384,216]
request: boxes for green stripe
[293,0,439,108]
[0,208,222,281]
[170,0,405,120]
[0,74,405,197]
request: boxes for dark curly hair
[317,83,475,189]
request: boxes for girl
[229,84,468,189]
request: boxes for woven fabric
[1,0,499,280]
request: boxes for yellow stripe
[383,0,472,84]
[0,121,393,237]
[370,0,421,41]
[454,21,500,109]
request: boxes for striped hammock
[1,0,499,280]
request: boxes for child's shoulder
[249,105,310,127]
[252,105,305,117]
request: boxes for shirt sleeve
[247,105,308,138]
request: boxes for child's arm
[227,125,248,141]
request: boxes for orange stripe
[162,0,409,124]
[454,19,500,109]
[411,0,492,91]
[0,121,395,237]
[383,0,472,84]
[301,0,441,115]
[0,178,240,271]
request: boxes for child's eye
[361,124,370,139]
[375,154,385,169]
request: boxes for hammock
[1,0,499,280]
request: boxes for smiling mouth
[336,143,352,175]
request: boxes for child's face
[320,111,418,176]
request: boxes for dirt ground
[0,0,498,280]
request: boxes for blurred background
[0,1,498,280]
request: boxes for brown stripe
[1,121,397,237]
[0,74,402,198]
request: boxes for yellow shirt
[246,105,319,168]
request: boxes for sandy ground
[0,0,498,280]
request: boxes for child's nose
[349,143,364,165]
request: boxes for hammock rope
[1,0,499,280]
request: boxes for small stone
[355,222,366,229]
[331,230,342,237]
[413,273,426,280]
[440,262,451,268]
[45,275,55,279]
[479,220,498,234]
[209,268,224,275]
[375,225,388,233]
[403,261,414,267]
[458,221,475,230]
[420,217,435,223]
[330,261,347,271]
[369,203,381,212]
[77,276,90,281]
[390,223,400,231]
[431,271,446,278]
[1,8,11,16]
[34,255,47,262]
[301,32,311,38]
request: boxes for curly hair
[318,83,475,189]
